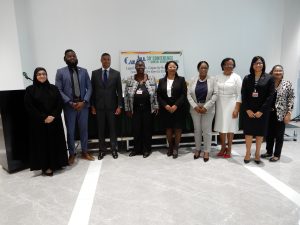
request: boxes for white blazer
[187,75,218,114]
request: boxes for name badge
[136,89,143,95]
[252,91,258,98]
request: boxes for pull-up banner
[120,51,185,82]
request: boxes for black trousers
[266,110,285,157]
[96,110,118,152]
[132,106,152,154]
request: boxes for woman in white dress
[214,58,242,158]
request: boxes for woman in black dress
[24,67,68,176]
[241,56,275,164]
[157,61,187,158]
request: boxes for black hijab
[33,67,50,87]
[29,67,60,114]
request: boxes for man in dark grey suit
[91,53,122,160]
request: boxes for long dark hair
[164,60,179,78]
[249,56,266,74]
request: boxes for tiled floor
[0,128,300,225]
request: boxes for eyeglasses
[36,73,47,76]
[254,62,263,65]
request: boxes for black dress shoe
[129,151,137,157]
[143,152,151,158]
[98,152,105,160]
[112,150,118,159]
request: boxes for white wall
[281,0,300,117]
[0,0,24,90]
[14,0,284,85]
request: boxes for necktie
[72,69,80,98]
[103,69,108,85]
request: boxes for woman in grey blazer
[124,60,158,158]
[261,65,295,162]
[187,61,218,162]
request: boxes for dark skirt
[159,107,186,129]
[242,111,270,136]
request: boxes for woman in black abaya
[24,67,68,176]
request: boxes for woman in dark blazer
[261,65,295,162]
[157,61,187,158]
[241,56,275,164]
[24,67,68,176]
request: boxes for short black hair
[101,53,110,58]
[221,58,236,71]
[197,61,209,71]
[64,49,75,56]
[135,59,145,66]
[249,56,266,74]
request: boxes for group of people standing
[24,50,295,176]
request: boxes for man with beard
[55,49,95,165]
[91,53,122,160]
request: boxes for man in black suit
[91,53,122,160]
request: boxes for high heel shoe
[167,144,173,157]
[244,153,251,164]
[43,169,53,176]
[194,150,201,160]
[244,159,250,164]
[223,148,231,158]
[269,156,280,162]
[254,159,261,164]
[217,148,227,157]
[173,146,178,159]
[261,152,272,158]
[45,172,53,176]
[203,152,209,162]
[255,151,261,164]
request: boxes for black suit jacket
[91,68,123,110]
[241,73,275,113]
[157,76,187,108]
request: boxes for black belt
[73,97,82,103]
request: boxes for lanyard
[254,75,262,92]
